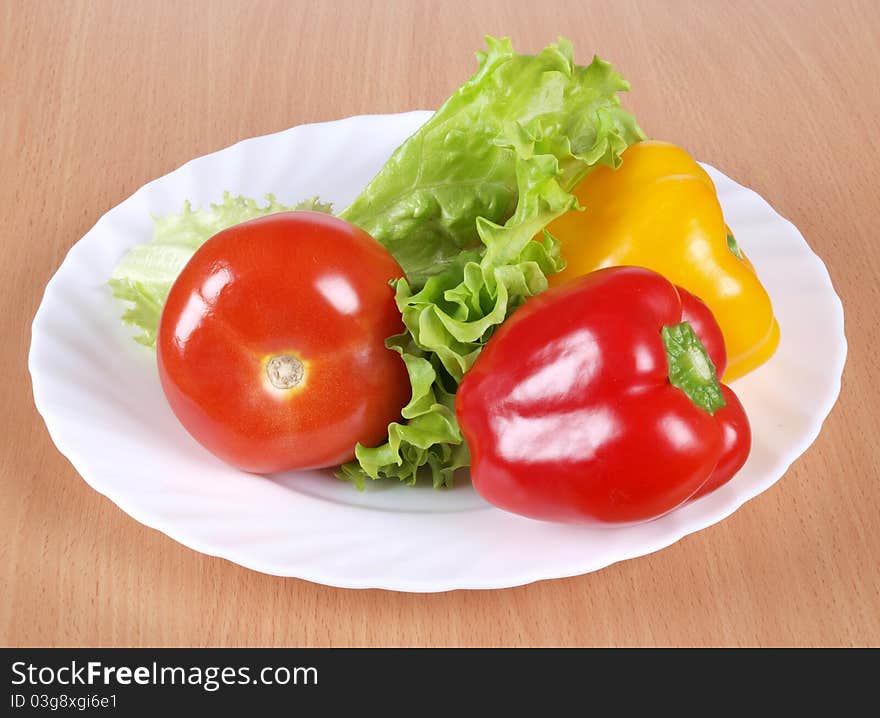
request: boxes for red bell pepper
[456,266,751,524]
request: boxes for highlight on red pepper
[456,266,751,524]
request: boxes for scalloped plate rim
[28,111,847,592]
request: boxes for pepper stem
[726,231,744,259]
[662,322,726,415]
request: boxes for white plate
[29,111,846,592]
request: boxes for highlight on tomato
[157,211,411,474]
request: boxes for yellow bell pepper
[546,140,779,381]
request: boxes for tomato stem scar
[266,354,304,390]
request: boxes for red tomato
[157,211,410,473]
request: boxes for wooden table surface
[2,0,878,647]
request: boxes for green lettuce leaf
[341,155,571,488]
[109,193,331,346]
[339,37,644,487]
[339,36,643,287]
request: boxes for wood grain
[1,0,878,647]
